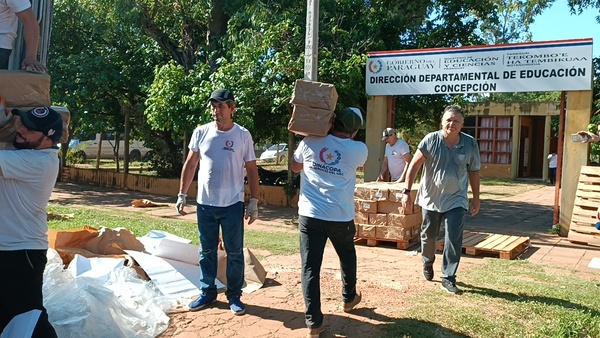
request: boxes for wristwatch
[402,188,411,195]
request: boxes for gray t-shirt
[416,130,480,213]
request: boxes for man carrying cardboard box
[291,107,368,338]
[0,106,62,337]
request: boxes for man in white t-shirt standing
[0,106,62,337]
[377,127,412,182]
[176,89,260,316]
[292,107,368,338]
[547,151,557,185]
[0,0,47,71]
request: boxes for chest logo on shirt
[222,140,235,152]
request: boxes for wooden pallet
[355,236,419,250]
[436,231,530,260]
[568,166,600,246]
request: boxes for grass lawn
[47,178,597,337]
[386,260,600,338]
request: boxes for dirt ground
[48,182,599,338]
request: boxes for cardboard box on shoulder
[0,70,51,108]
[288,104,334,136]
[290,79,338,111]
[288,79,338,137]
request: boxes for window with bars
[463,116,512,164]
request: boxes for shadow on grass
[460,282,600,317]
[383,317,471,338]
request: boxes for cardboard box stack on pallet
[354,182,422,249]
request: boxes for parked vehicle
[68,133,151,161]
[259,143,288,162]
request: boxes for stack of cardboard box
[354,182,422,245]
[288,79,338,136]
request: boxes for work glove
[245,198,259,224]
[176,193,187,215]
[0,97,12,128]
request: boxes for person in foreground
[291,107,368,338]
[401,105,481,294]
[0,0,47,72]
[0,106,62,337]
[176,89,259,316]
[377,127,412,182]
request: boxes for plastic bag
[43,250,177,338]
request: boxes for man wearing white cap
[377,127,412,182]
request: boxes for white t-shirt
[189,122,256,207]
[0,0,31,49]
[547,153,557,169]
[294,134,368,222]
[385,139,411,181]
[0,148,59,250]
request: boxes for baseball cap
[381,127,396,141]
[334,107,365,133]
[208,89,234,102]
[13,106,63,142]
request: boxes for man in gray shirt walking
[401,105,481,294]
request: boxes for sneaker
[188,294,216,311]
[306,325,325,338]
[229,296,246,315]
[440,279,460,294]
[343,290,362,313]
[423,265,434,281]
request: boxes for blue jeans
[549,167,556,185]
[421,207,466,283]
[0,48,11,69]
[299,216,357,329]
[196,201,245,299]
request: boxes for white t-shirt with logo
[0,148,59,250]
[294,134,368,222]
[0,0,31,49]
[385,139,411,181]
[189,122,256,207]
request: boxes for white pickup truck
[68,133,151,161]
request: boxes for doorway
[518,116,546,178]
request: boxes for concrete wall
[62,167,298,207]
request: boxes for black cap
[13,106,63,142]
[208,89,235,102]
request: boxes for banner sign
[365,39,593,95]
